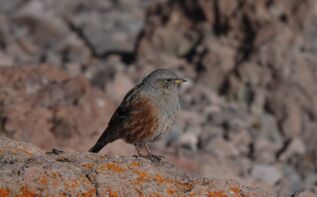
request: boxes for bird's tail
[89,129,116,153]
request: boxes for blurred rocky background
[0,0,316,195]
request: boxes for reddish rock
[0,136,284,197]
[0,65,115,152]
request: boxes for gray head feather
[139,69,185,96]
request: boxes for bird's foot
[133,154,164,162]
[46,148,64,155]
[145,154,164,163]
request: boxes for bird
[89,69,186,161]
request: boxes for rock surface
[0,137,305,196]
[0,65,116,152]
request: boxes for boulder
[0,136,281,196]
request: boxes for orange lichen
[0,188,10,197]
[82,163,95,169]
[50,171,61,187]
[51,171,61,178]
[133,169,149,183]
[134,187,144,197]
[149,192,163,197]
[230,187,242,197]
[143,177,194,193]
[98,164,107,171]
[129,161,140,168]
[11,148,33,157]
[59,192,68,197]
[189,192,196,197]
[107,163,125,173]
[81,175,94,186]
[171,180,193,192]
[208,191,227,197]
[107,190,118,197]
[155,174,164,184]
[66,179,81,191]
[77,189,96,197]
[17,186,36,197]
[167,188,175,196]
[37,175,48,186]
[98,163,125,173]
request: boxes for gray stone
[177,131,199,151]
[279,166,304,195]
[252,113,283,163]
[205,137,239,157]
[251,164,282,185]
[66,1,144,55]
[279,138,306,161]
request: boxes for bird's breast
[151,95,179,141]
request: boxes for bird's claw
[133,154,164,163]
[146,154,164,163]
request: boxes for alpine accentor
[89,69,186,161]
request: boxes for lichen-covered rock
[0,137,282,196]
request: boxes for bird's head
[141,69,186,94]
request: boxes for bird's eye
[166,79,172,82]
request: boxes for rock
[279,166,304,195]
[11,1,67,57]
[279,138,306,161]
[229,129,252,155]
[198,126,224,149]
[281,103,303,138]
[0,51,13,66]
[293,191,317,197]
[85,56,121,89]
[0,137,280,196]
[251,164,282,185]
[176,131,198,151]
[252,114,283,163]
[106,70,135,103]
[304,174,317,194]
[205,137,239,158]
[253,137,279,164]
[57,0,146,56]
[198,39,236,91]
[176,110,204,131]
[0,65,115,151]
[196,153,240,180]
[0,0,149,68]
[0,0,92,67]
[0,0,24,13]
[257,114,282,146]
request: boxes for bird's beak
[174,78,187,86]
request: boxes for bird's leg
[143,143,153,161]
[143,143,163,162]
[134,144,143,157]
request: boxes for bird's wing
[89,86,160,152]
[107,87,141,129]
[107,87,160,143]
